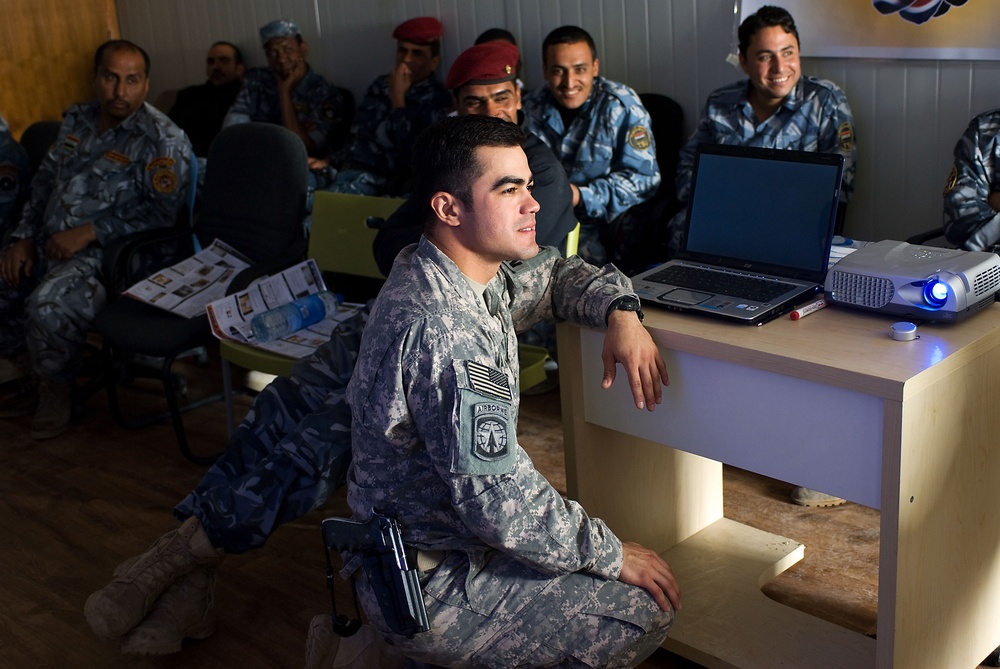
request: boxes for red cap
[393,17,443,44]
[445,42,519,91]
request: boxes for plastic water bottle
[250,290,342,343]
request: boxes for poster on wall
[738,0,1000,60]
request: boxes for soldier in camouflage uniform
[307,115,679,668]
[0,40,192,440]
[84,308,367,655]
[223,19,347,158]
[942,109,1000,252]
[668,5,857,254]
[0,113,30,238]
[522,25,660,269]
[318,17,452,196]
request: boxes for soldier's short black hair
[94,40,151,77]
[412,115,526,222]
[542,25,597,63]
[738,5,799,56]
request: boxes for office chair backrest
[198,123,308,263]
[309,192,405,279]
[19,120,61,175]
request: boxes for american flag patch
[467,361,512,401]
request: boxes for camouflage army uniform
[942,109,1000,252]
[522,77,660,266]
[669,76,857,250]
[328,74,451,196]
[345,238,673,668]
[174,307,367,553]
[223,66,345,157]
[0,101,192,380]
[0,114,30,235]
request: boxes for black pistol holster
[321,510,430,638]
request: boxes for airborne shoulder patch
[472,402,510,462]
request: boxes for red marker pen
[790,297,827,320]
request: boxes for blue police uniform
[224,66,345,157]
[523,76,660,265]
[942,109,1000,252]
[0,101,192,380]
[669,76,856,251]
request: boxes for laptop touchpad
[661,289,713,305]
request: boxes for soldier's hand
[45,226,96,262]
[389,62,412,109]
[618,541,682,613]
[602,309,668,411]
[0,238,34,286]
[988,192,1000,213]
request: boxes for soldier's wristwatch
[605,294,644,324]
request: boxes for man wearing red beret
[314,16,452,196]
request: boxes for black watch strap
[605,294,644,324]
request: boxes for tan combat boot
[84,516,224,640]
[120,565,218,654]
[304,615,405,669]
[30,379,73,439]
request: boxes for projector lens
[923,279,948,308]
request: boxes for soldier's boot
[0,352,29,387]
[120,562,218,655]
[30,379,73,440]
[304,615,405,669]
[85,516,224,640]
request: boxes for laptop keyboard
[645,265,796,302]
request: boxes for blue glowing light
[922,279,948,308]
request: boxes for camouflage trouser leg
[24,255,105,381]
[359,549,674,669]
[173,309,367,554]
[328,168,387,196]
[576,219,609,267]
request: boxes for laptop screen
[684,145,844,277]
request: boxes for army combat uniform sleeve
[943,110,1000,252]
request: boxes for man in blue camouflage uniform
[307,114,679,668]
[0,113,30,238]
[223,19,346,158]
[522,25,660,269]
[372,41,577,274]
[316,17,452,196]
[0,40,191,441]
[942,109,1000,252]
[668,5,857,253]
[671,6,856,510]
[85,309,367,656]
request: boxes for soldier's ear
[429,192,462,227]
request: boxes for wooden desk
[557,303,1000,669]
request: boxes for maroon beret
[445,42,520,91]
[393,17,443,44]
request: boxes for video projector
[824,239,1000,323]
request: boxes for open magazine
[122,239,252,319]
[205,258,361,360]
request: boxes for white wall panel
[117,0,1000,243]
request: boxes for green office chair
[518,222,581,393]
[219,192,404,433]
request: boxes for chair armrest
[101,226,196,297]
[225,238,308,295]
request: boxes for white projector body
[824,240,1000,323]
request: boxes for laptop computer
[631,144,845,325]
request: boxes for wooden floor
[0,350,990,668]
